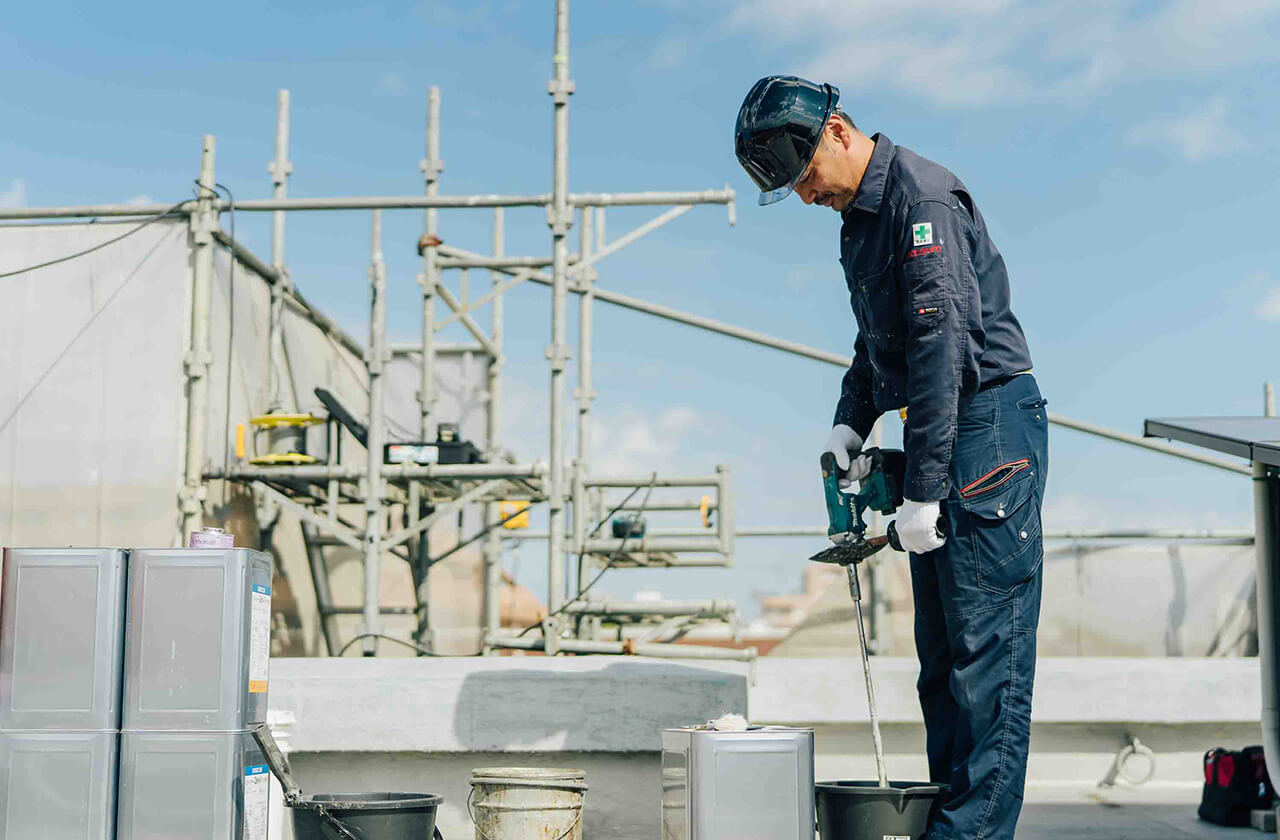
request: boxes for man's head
[735,75,871,212]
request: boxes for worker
[735,76,1048,840]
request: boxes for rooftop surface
[1021,804,1257,839]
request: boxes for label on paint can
[243,764,270,840]
[189,527,234,548]
[248,584,271,694]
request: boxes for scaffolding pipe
[0,188,737,221]
[221,194,550,211]
[437,255,559,270]
[575,206,595,590]
[362,211,389,655]
[266,89,293,409]
[390,341,487,356]
[1055,413,1250,476]
[492,635,756,662]
[568,189,734,208]
[546,0,573,613]
[483,208,505,652]
[568,204,690,277]
[180,136,218,542]
[420,86,442,440]
[586,475,722,488]
[206,462,545,481]
[563,600,736,618]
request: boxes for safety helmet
[734,75,840,206]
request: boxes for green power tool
[810,447,909,565]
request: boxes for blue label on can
[253,584,271,596]
[245,764,269,776]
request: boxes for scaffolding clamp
[546,78,575,104]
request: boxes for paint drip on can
[190,527,234,548]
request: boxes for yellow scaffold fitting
[235,424,246,460]
[249,413,325,428]
[500,500,530,530]
[700,495,713,529]
[248,453,319,466]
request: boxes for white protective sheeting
[0,220,191,546]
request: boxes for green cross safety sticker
[912,222,933,247]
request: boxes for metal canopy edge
[1144,416,1280,463]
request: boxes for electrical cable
[196,181,238,508]
[516,473,658,639]
[336,631,484,658]
[0,199,190,280]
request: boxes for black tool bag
[1198,746,1275,826]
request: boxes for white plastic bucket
[468,767,587,840]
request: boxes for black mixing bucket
[290,792,443,840]
[816,780,947,840]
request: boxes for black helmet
[734,75,840,206]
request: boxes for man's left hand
[895,499,947,553]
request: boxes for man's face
[794,124,857,212]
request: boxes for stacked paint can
[118,547,274,840]
[0,544,274,840]
[0,548,130,840]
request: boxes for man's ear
[828,116,851,150]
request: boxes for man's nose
[798,185,815,205]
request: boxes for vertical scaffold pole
[363,211,389,656]
[420,87,442,438]
[267,89,293,409]
[546,0,574,613]
[574,207,594,591]
[482,208,505,651]
[181,135,218,543]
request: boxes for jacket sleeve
[832,331,879,441]
[899,199,981,501]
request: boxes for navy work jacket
[833,134,1034,502]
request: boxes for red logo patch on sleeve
[906,245,942,260]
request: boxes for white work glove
[824,424,872,491]
[894,499,947,554]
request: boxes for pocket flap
[959,466,1036,522]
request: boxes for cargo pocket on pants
[959,467,1042,595]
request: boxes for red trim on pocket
[959,459,1031,499]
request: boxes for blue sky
[3,1,1278,616]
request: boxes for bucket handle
[300,802,445,840]
[467,786,583,840]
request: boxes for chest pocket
[846,259,902,351]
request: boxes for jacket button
[1020,530,1028,539]
[997,508,1005,517]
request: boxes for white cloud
[590,405,705,475]
[1126,98,1247,161]
[0,179,27,209]
[726,0,1280,106]
[1257,282,1280,322]
[375,72,411,97]
[125,194,154,206]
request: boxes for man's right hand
[824,424,872,491]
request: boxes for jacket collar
[844,133,894,216]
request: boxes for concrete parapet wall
[752,657,1262,798]
[270,656,748,753]
[751,657,1261,724]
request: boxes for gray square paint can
[116,730,269,840]
[0,730,119,840]
[0,548,129,731]
[122,548,273,731]
[661,727,815,840]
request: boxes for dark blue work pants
[909,373,1048,840]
